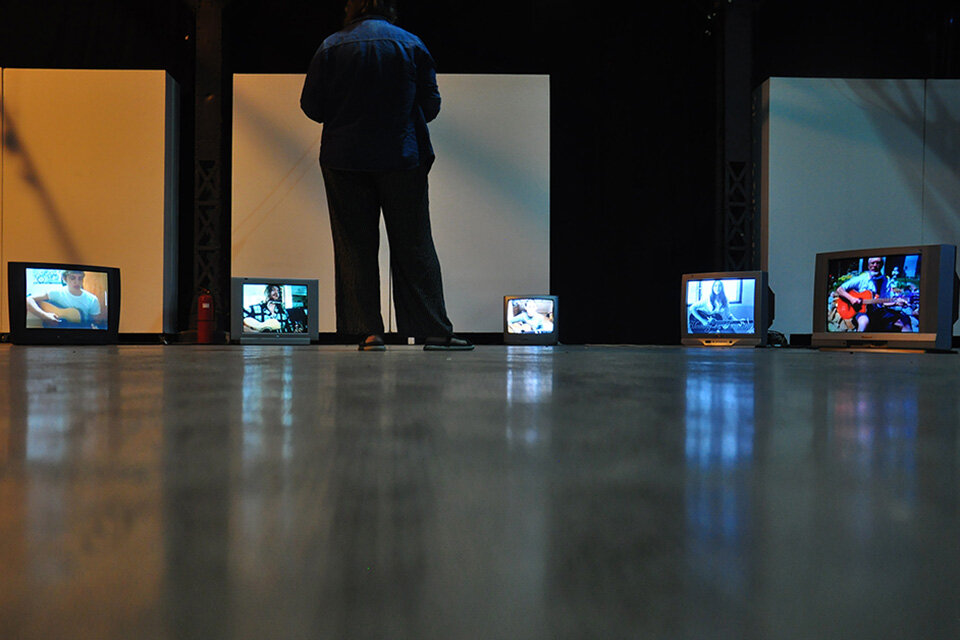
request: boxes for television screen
[685,278,756,335]
[680,271,771,347]
[826,253,920,333]
[8,261,121,345]
[230,277,319,344]
[812,244,957,351]
[503,295,558,345]
[241,283,310,334]
[24,267,110,330]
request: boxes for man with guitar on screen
[242,284,292,333]
[835,256,914,332]
[507,299,553,334]
[26,270,103,328]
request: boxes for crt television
[503,295,559,345]
[8,261,121,345]
[230,277,319,344]
[681,271,773,347]
[812,244,958,351]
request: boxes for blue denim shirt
[300,16,440,172]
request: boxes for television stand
[697,338,750,347]
[818,345,955,354]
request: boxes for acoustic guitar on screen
[39,302,83,329]
[835,290,918,320]
[687,314,754,333]
[255,318,283,332]
[243,318,284,332]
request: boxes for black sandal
[358,334,386,351]
[423,335,474,351]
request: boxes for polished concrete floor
[0,343,958,640]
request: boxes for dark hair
[345,0,398,24]
[710,282,729,312]
[264,284,283,299]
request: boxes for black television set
[230,277,319,345]
[680,271,773,347]
[7,261,121,345]
[503,295,559,345]
[811,244,958,351]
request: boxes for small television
[230,277,319,344]
[811,244,958,351]
[8,261,121,345]
[503,295,559,345]
[680,271,773,347]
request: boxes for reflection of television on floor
[812,244,958,351]
[503,295,558,345]
[681,271,773,347]
[8,261,121,345]
[230,277,319,344]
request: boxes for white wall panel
[429,74,550,333]
[921,80,960,248]
[1,69,178,333]
[758,78,960,336]
[231,73,342,332]
[231,73,550,333]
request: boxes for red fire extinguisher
[197,289,214,344]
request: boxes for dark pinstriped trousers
[321,160,454,339]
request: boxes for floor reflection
[161,349,235,640]
[820,363,921,544]
[684,361,755,538]
[682,357,757,637]
[3,346,166,639]
[3,348,28,466]
[240,349,296,465]
[2,345,958,640]
[505,348,554,451]
[760,355,957,640]
[829,372,919,479]
[313,355,432,639]
[499,350,551,633]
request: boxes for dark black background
[2,0,959,342]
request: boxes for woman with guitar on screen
[25,270,103,329]
[835,256,914,332]
[688,280,752,333]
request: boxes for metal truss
[191,0,229,326]
[194,158,223,308]
[723,160,753,270]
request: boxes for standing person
[300,0,473,352]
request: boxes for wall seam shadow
[921,78,927,245]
